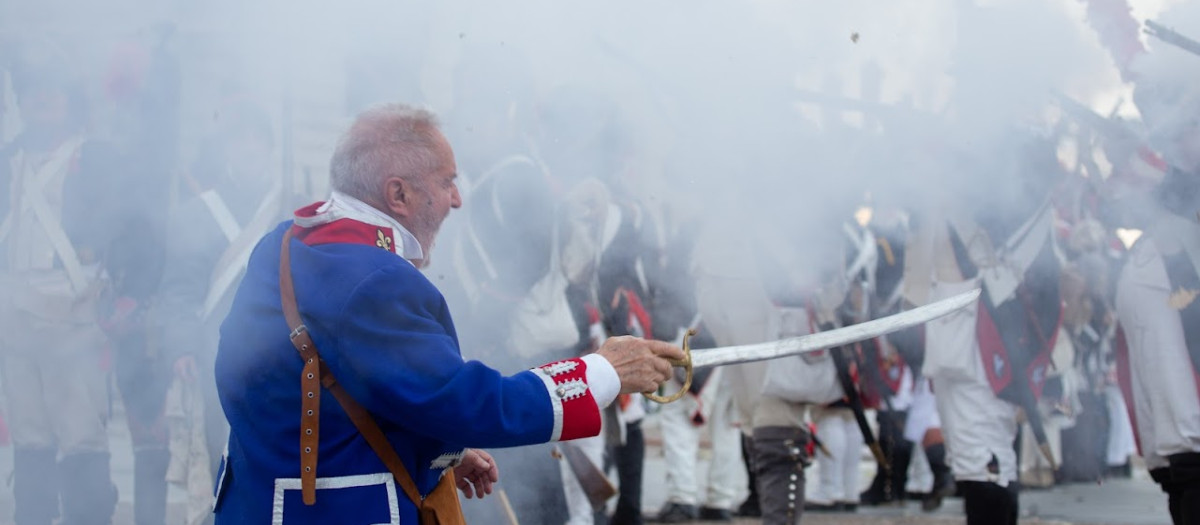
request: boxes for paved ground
[0,408,1173,524]
[633,476,1169,525]
[0,403,192,525]
[635,414,1171,525]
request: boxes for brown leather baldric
[280,228,326,505]
[278,228,464,524]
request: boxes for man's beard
[413,217,445,266]
[418,232,439,267]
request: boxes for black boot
[737,434,761,517]
[862,410,910,506]
[959,480,1018,525]
[134,448,170,525]
[58,452,118,525]
[13,448,59,525]
[651,503,698,523]
[1150,467,1182,525]
[860,466,889,505]
[881,411,912,505]
[1167,452,1200,525]
[753,426,809,525]
[611,420,644,525]
[888,438,914,503]
[923,443,955,511]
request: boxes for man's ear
[382,176,411,218]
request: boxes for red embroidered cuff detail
[537,358,602,442]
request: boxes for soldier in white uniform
[806,221,877,512]
[905,139,1063,525]
[0,41,130,525]
[690,214,773,522]
[746,219,853,525]
[1114,50,1200,525]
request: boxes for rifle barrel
[1145,20,1200,57]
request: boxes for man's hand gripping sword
[645,289,982,403]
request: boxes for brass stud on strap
[305,466,311,472]
[307,373,314,379]
[305,447,311,453]
[308,392,314,398]
[306,429,312,435]
[307,410,313,416]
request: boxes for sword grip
[645,329,694,404]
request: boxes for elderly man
[212,104,682,524]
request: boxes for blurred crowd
[1,1,1199,525]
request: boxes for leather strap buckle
[290,324,308,342]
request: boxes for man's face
[405,131,462,261]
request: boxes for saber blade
[688,289,980,368]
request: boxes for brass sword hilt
[644,329,695,404]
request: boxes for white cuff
[582,353,620,409]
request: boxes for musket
[1145,20,1200,58]
[857,335,908,436]
[1016,286,1059,471]
[1054,93,1168,185]
[559,442,616,510]
[828,336,890,471]
[495,489,520,525]
[646,289,981,403]
[808,425,833,459]
[1054,93,1142,152]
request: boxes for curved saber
[646,288,981,403]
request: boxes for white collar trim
[297,191,425,262]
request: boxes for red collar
[290,202,399,253]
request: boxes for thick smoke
[0,0,1195,519]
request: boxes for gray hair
[329,103,443,203]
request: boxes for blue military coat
[213,198,605,524]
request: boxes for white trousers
[933,375,1018,486]
[904,377,941,443]
[562,432,607,525]
[808,406,863,504]
[659,374,742,509]
[0,310,109,454]
[1104,385,1137,466]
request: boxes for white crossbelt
[199,190,243,243]
[948,201,1053,306]
[201,183,282,319]
[2,138,89,293]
